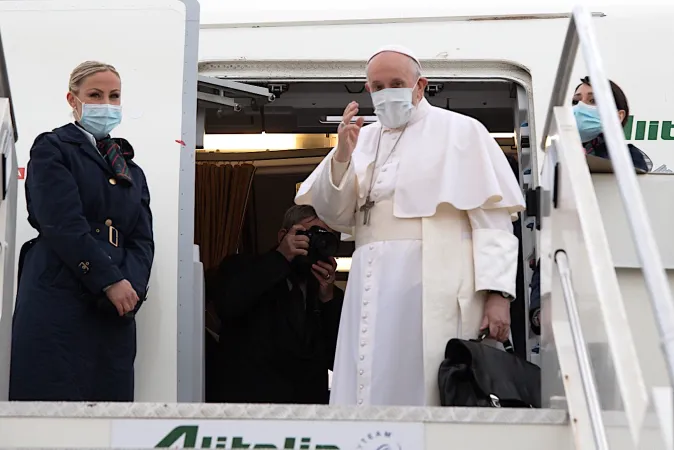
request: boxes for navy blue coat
[9,123,154,402]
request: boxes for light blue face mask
[76,100,122,139]
[573,101,602,143]
[370,78,420,129]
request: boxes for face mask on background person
[75,97,122,139]
[371,78,420,129]
[573,101,603,143]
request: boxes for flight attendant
[572,76,652,172]
[9,61,154,401]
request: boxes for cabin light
[202,128,514,152]
[202,133,338,152]
[321,115,378,124]
[203,133,299,152]
[335,257,351,273]
[322,116,515,139]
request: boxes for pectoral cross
[360,196,375,226]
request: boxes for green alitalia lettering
[231,437,251,449]
[662,121,674,140]
[154,425,341,449]
[624,116,674,141]
[648,121,659,140]
[156,425,199,447]
[635,120,646,140]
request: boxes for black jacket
[211,250,343,404]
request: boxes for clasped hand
[106,279,138,316]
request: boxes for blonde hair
[68,61,120,93]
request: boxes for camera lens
[309,227,339,258]
[319,233,339,257]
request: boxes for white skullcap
[367,45,422,69]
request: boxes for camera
[296,226,339,265]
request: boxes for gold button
[104,219,112,226]
[109,178,117,185]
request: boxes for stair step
[0,402,571,449]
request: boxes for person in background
[572,76,652,172]
[10,61,154,401]
[210,205,343,404]
[528,77,651,338]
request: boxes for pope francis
[295,45,526,407]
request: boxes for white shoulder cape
[296,99,525,235]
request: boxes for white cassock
[295,98,525,406]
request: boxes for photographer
[210,205,344,404]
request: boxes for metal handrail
[541,4,674,442]
[539,10,578,150]
[556,251,610,450]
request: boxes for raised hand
[334,101,365,163]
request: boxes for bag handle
[477,328,515,354]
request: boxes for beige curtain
[194,162,256,271]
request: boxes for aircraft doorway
[194,79,536,402]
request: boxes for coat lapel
[54,123,112,175]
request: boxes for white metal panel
[537,5,673,447]
[0,99,17,401]
[0,402,569,449]
[593,175,674,269]
[541,135,597,449]
[0,0,190,402]
[197,5,674,174]
[176,0,201,404]
[545,104,651,446]
[192,245,205,402]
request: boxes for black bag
[438,330,541,408]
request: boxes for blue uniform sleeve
[119,172,154,300]
[26,133,125,294]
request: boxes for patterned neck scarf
[582,132,653,173]
[582,134,606,157]
[96,137,134,185]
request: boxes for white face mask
[370,79,420,129]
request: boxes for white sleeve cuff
[472,228,519,297]
[329,156,352,190]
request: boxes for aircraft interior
[195,78,536,399]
